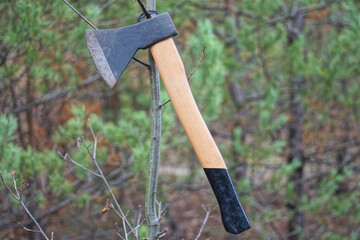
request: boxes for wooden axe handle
[151,38,224,169]
[150,38,250,234]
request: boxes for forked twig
[195,205,216,240]
[18,222,41,233]
[59,152,101,177]
[86,120,130,227]
[1,173,54,240]
[59,120,140,238]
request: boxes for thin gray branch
[62,0,98,30]
[10,74,100,114]
[1,173,51,240]
[0,173,18,199]
[195,205,216,240]
[18,222,41,233]
[122,217,128,240]
[145,1,162,239]
[86,120,134,234]
[61,120,135,238]
[187,47,206,81]
[59,152,101,178]
[160,47,206,109]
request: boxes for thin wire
[62,0,99,30]
[62,0,150,68]
[136,0,151,19]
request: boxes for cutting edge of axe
[85,12,251,234]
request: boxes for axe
[85,11,250,234]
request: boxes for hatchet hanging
[85,12,250,234]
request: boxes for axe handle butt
[204,168,251,233]
[150,38,225,169]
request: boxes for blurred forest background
[1,0,360,239]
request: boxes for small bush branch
[195,205,216,240]
[59,152,101,177]
[146,45,162,240]
[1,172,53,240]
[59,120,144,239]
[187,46,206,81]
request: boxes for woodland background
[1,0,360,239]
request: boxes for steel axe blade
[85,13,177,88]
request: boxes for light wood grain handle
[150,38,251,234]
[150,38,226,169]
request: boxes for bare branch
[156,199,161,219]
[134,209,144,240]
[18,222,41,233]
[195,205,216,240]
[59,152,102,178]
[146,2,162,236]
[1,172,51,240]
[10,74,100,114]
[123,216,128,240]
[187,47,206,81]
[61,2,147,71]
[12,174,20,198]
[0,173,18,200]
[62,0,98,30]
[19,195,51,240]
[160,46,205,109]
[158,99,171,109]
[85,120,133,231]
[157,229,167,238]
[116,222,126,240]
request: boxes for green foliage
[73,192,91,208]
[187,20,227,121]
[233,127,250,158]
[1,0,360,238]
[0,114,17,149]
[54,105,87,143]
[104,108,151,174]
[237,176,252,196]
[267,158,302,194]
[138,225,149,239]
[0,114,69,198]
[54,103,152,175]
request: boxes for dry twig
[187,46,206,81]
[195,205,216,240]
[0,172,54,240]
[159,46,206,109]
[58,120,145,239]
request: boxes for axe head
[85,13,177,88]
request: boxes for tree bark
[286,7,306,240]
[145,1,162,240]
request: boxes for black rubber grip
[204,168,251,234]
